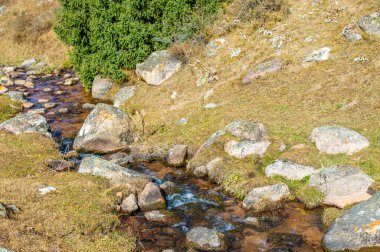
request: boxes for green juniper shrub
[55,0,224,90]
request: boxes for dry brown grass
[122,0,380,196]
[0,0,68,67]
[0,132,136,251]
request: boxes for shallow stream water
[6,69,325,251]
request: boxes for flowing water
[6,69,325,251]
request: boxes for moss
[322,208,344,227]
[0,96,21,123]
[0,133,136,251]
[294,185,324,209]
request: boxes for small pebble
[24,81,34,88]
[82,103,95,109]
[28,108,46,114]
[43,88,52,92]
[14,79,26,86]
[58,108,69,114]
[22,102,34,109]
[56,90,65,95]
[38,98,49,103]
[44,102,57,109]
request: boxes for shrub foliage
[55,0,223,90]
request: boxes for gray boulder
[242,58,283,84]
[5,91,26,103]
[342,24,362,42]
[309,165,374,208]
[226,121,268,141]
[310,126,369,155]
[166,145,187,167]
[120,194,139,214]
[224,139,270,158]
[136,50,181,86]
[0,114,51,137]
[21,59,36,70]
[74,103,133,154]
[78,156,151,190]
[243,183,290,212]
[358,13,380,35]
[323,192,380,251]
[186,227,226,251]
[137,182,166,211]
[114,86,136,108]
[265,160,317,180]
[92,75,113,101]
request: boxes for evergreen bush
[55,0,223,90]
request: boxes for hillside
[0,0,380,251]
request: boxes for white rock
[310,126,369,155]
[265,160,317,180]
[38,186,56,195]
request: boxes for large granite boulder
[243,183,290,212]
[358,13,380,35]
[186,227,226,251]
[74,103,133,154]
[309,165,374,208]
[310,126,369,155]
[136,50,181,86]
[0,114,51,137]
[78,156,151,190]
[323,192,380,251]
[92,75,113,101]
[265,160,317,180]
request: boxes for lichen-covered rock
[114,86,136,108]
[166,145,187,167]
[78,156,151,190]
[323,192,380,251]
[342,24,362,42]
[265,160,317,180]
[137,182,166,211]
[309,165,374,208]
[5,91,26,102]
[242,58,283,84]
[92,75,113,101]
[136,50,181,86]
[0,114,51,137]
[74,103,133,154]
[310,126,369,155]
[243,183,290,212]
[186,227,226,251]
[224,139,270,158]
[358,13,380,35]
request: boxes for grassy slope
[0,97,136,251]
[123,0,380,196]
[0,0,68,67]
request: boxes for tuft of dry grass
[0,0,68,67]
[322,207,344,227]
[0,133,136,251]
